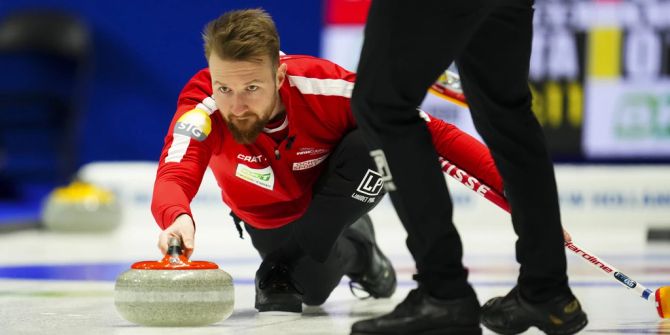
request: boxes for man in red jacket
[151,9,502,314]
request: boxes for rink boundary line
[1,277,668,289]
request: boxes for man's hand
[563,229,572,243]
[158,214,195,259]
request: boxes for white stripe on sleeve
[287,76,353,98]
[165,134,191,163]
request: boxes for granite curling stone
[114,237,234,326]
[42,181,122,232]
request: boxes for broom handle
[439,158,655,302]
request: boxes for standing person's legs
[350,1,496,334]
[454,0,587,333]
[352,0,492,299]
[456,0,568,301]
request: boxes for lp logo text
[357,170,384,196]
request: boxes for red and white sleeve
[151,69,217,230]
[424,112,504,194]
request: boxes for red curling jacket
[151,54,503,230]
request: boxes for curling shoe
[254,261,303,313]
[350,288,481,335]
[481,286,588,335]
[344,214,396,299]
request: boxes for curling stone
[656,286,670,318]
[114,237,234,326]
[41,181,122,232]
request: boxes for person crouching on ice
[151,9,502,313]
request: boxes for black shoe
[345,215,397,299]
[351,288,481,335]
[254,261,303,313]
[481,286,588,335]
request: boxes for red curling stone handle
[131,236,219,270]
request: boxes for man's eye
[218,86,230,93]
[247,85,259,92]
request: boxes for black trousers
[352,0,569,301]
[240,129,385,305]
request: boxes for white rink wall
[78,162,670,233]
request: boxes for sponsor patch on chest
[292,154,329,171]
[237,153,265,163]
[235,163,275,190]
[296,147,330,156]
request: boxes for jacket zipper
[273,135,295,160]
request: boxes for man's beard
[226,112,270,144]
[225,93,276,144]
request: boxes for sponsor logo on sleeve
[235,164,275,190]
[174,108,212,141]
[292,154,329,171]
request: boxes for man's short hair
[203,8,280,67]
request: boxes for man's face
[209,54,285,144]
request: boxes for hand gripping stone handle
[167,236,185,262]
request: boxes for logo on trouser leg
[370,149,396,191]
[357,169,384,195]
[351,169,384,203]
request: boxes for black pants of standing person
[352,0,570,302]
[233,129,386,305]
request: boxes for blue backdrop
[0,0,322,165]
